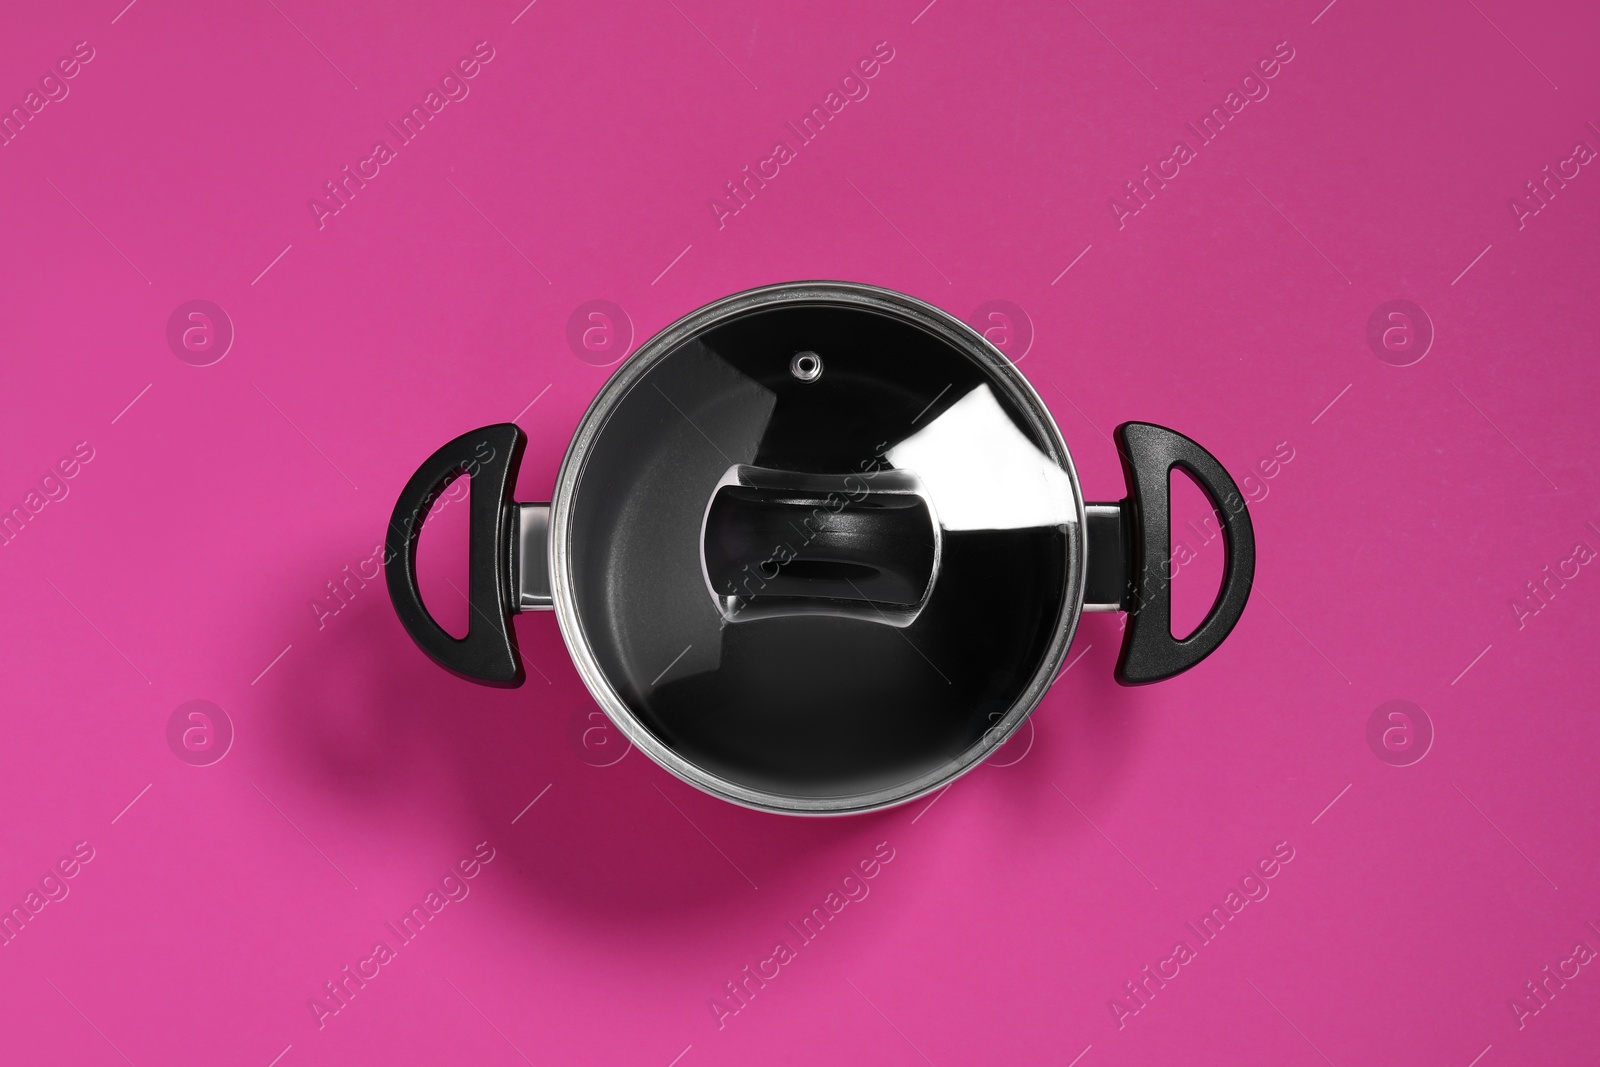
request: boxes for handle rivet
[790,351,823,382]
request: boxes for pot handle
[1087,422,1256,686]
[383,423,528,687]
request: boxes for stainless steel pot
[385,282,1255,815]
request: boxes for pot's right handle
[1085,422,1255,686]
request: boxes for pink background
[1,0,1597,1064]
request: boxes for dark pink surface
[1,1,1596,1064]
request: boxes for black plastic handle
[704,483,936,607]
[384,423,527,686]
[1112,421,1255,685]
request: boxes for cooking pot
[385,282,1254,814]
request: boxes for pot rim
[548,281,1088,815]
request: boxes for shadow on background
[250,534,1148,940]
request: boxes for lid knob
[700,465,940,627]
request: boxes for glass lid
[552,283,1085,812]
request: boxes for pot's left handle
[384,423,540,687]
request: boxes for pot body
[548,282,1088,814]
